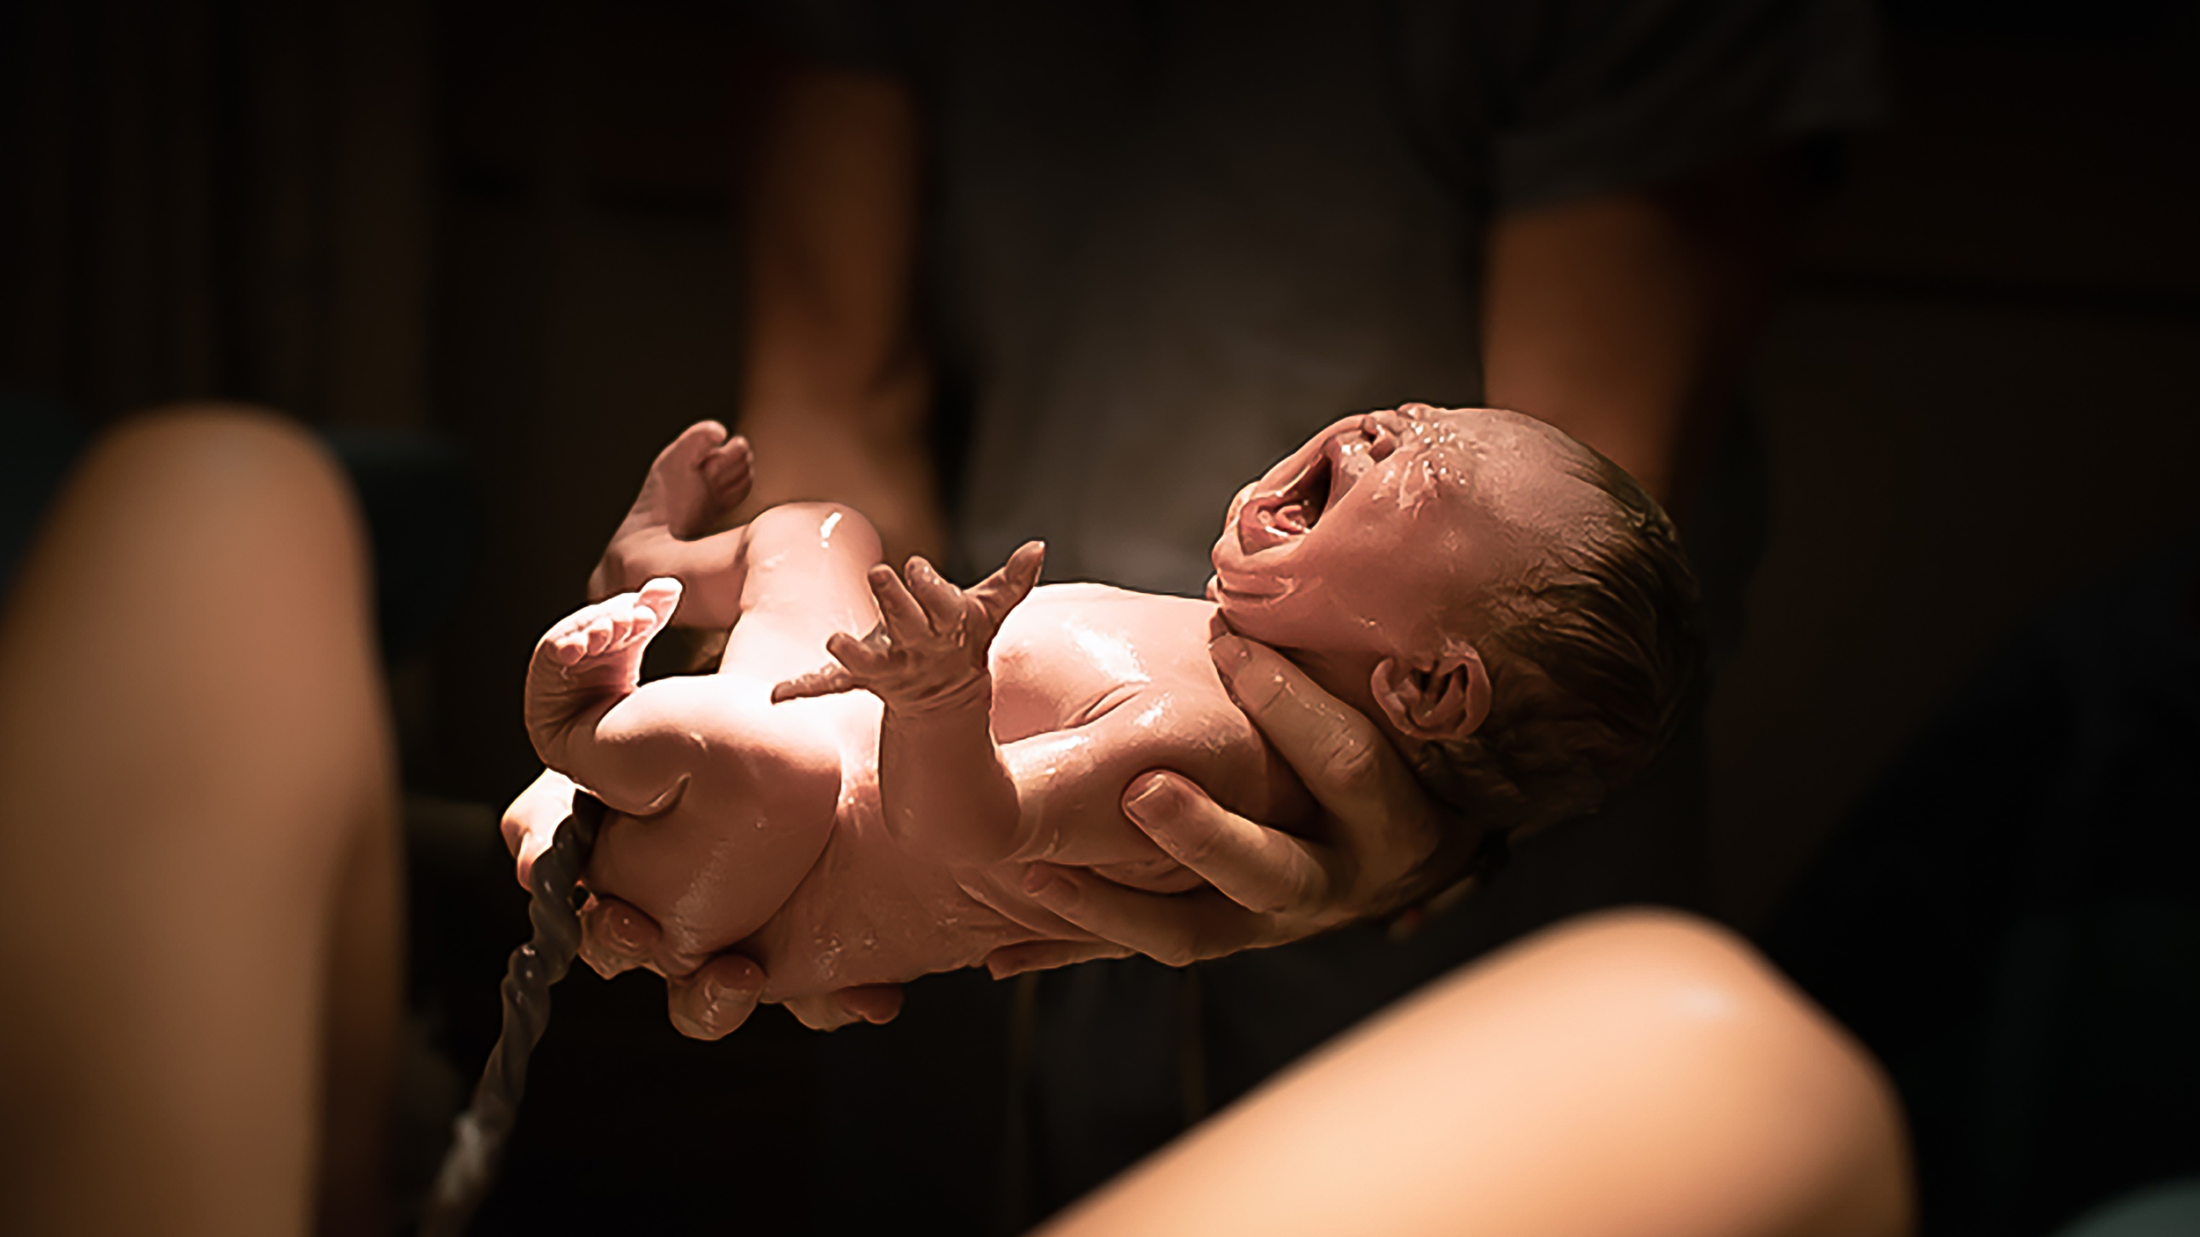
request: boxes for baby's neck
[1264,642,1393,740]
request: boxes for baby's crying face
[1207,404,1597,662]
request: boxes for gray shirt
[763,0,1884,596]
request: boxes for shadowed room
[1,1,2195,1234]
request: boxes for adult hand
[497,769,902,1038]
[999,634,1462,972]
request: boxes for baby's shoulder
[1003,586,1217,675]
[992,586,1227,733]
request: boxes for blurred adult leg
[1045,911,1912,1237]
[0,408,399,1237]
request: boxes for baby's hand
[772,542,1043,713]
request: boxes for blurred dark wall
[0,0,434,427]
[1710,2,2200,926]
[2,0,2194,925]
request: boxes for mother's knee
[98,405,349,518]
[79,406,370,596]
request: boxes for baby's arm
[524,578,701,816]
[1000,681,1306,890]
[774,544,1044,865]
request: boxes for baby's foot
[590,422,753,599]
[525,579,683,767]
[626,421,753,540]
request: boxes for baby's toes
[545,611,597,664]
[705,437,753,498]
[635,576,683,625]
[580,612,621,658]
[602,607,637,651]
[614,596,662,647]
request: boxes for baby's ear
[1371,652,1491,743]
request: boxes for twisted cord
[419,790,607,1237]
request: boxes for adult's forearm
[737,65,944,563]
[737,405,944,566]
[1482,156,1798,516]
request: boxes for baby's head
[1209,404,1702,840]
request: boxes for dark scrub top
[753,1,1888,1228]
[762,0,1884,594]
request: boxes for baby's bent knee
[747,501,883,557]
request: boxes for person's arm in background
[733,64,943,567]
[1482,153,1802,519]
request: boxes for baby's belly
[736,782,1039,1002]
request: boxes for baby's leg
[527,578,848,961]
[588,420,757,627]
[715,500,890,680]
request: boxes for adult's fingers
[666,953,766,1040]
[501,768,578,887]
[785,987,903,1032]
[982,939,1134,980]
[577,894,661,979]
[1120,770,1332,915]
[829,984,905,1025]
[1020,863,1273,967]
[1211,634,1440,861]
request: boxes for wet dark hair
[1409,446,1704,842]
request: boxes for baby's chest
[988,586,1219,738]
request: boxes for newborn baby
[516,404,1698,1022]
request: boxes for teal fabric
[0,391,93,594]
[2051,1178,2200,1237]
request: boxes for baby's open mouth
[1263,453,1332,537]
[1235,442,1345,555]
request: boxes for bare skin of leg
[1044,910,1913,1237]
[533,459,913,1032]
[0,409,399,1237]
[585,419,755,623]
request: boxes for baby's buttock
[739,784,1038,1001]
[581,674,864,967]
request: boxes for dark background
[3,0,2196,1232]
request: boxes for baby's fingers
[867,563,933,637]
[902,556,966,631]
[771,661,860,703]
[970,541,1045,629]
